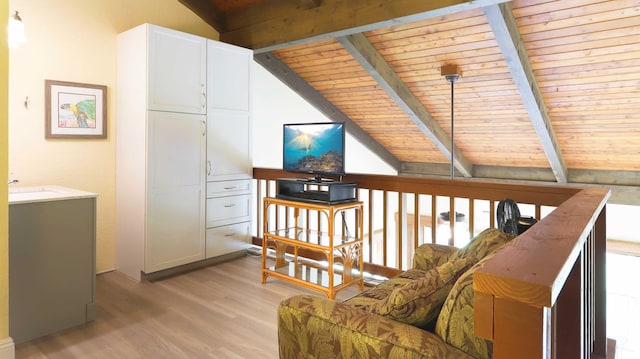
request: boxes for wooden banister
[474,188,610,359]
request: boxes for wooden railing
[252,168,609,358]
[474,187,609,359]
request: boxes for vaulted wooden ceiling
[179,0,640,204]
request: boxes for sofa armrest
[412,243,459,271]
[278,295,473,359]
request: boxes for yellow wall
[1,0,9,344]
[8,0,219,273]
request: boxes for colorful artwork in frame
[45,80,107,139]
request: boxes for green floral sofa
[277,228,515,359]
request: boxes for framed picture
[45,80,107,139]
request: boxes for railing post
[493,298,552,359]
[593,206,607,357]
[555,251,584,359]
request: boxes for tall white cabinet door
[207,109,252,181]
[146,111,206,272]
[207,40,251,111]
[148,25,206,114]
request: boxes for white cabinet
[207,109,251,181]
[207,40,251,111]
[205,40,253,257]
[206,222,252,259]
[146,111,206,272]
[116,24,253,279]
[116,24,206,280]
[148,25,206,114]
[206,194,252,228]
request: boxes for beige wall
[8,0,219,273]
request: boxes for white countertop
[9,185,97,205]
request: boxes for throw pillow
[453,227,515,264]
[370,258,472,328]
[343,268,427,311]
[435,253,497,359]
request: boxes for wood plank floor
[15,253,358,358]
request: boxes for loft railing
[252,168,610,358]
[252,168,580,272]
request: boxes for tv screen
[283,122,345,181]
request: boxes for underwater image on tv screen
[283,122,345,176]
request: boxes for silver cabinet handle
[201,84,206,110]
[224,204,236,208]
[224,186,237,190]
[207,160,212,176]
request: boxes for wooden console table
[262,197,364,299]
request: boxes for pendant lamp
[441,64,460,180]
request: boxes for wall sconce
[8,11,26,48]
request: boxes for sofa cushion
[453,227,515,264]
[370,258,472,329]
[343,268,427,311]
[435,252,500,359]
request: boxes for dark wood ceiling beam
[178,0,227,33]
[338,33,473,178]
[221,0,511,52]
[253,52,402,172]
[483,3,568,184]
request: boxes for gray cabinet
[9,195,96,344]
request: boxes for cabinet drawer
[206,222,251,258]
[207,180,251,198]
[206,194,251,227]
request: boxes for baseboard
[0,337,15,359]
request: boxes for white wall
[252,62,396,176]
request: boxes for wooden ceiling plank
[484,3,568,184]
[253,52,401,171]
[337,33,473,178]
[221,0,511,51]
[299,0,321,9]
[178,0,227,33]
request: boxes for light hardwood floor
[15,253,358,359]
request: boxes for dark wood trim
[178,0,227,33]
[220,0,511,51]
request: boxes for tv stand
[303,176,334,184]
[276,178,356,205]
[308,174,334,183]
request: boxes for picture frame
[45,80,107,139]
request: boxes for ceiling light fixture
[8,11,26,48]
[441,64,461,180]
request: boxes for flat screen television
[282,122,345,182]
